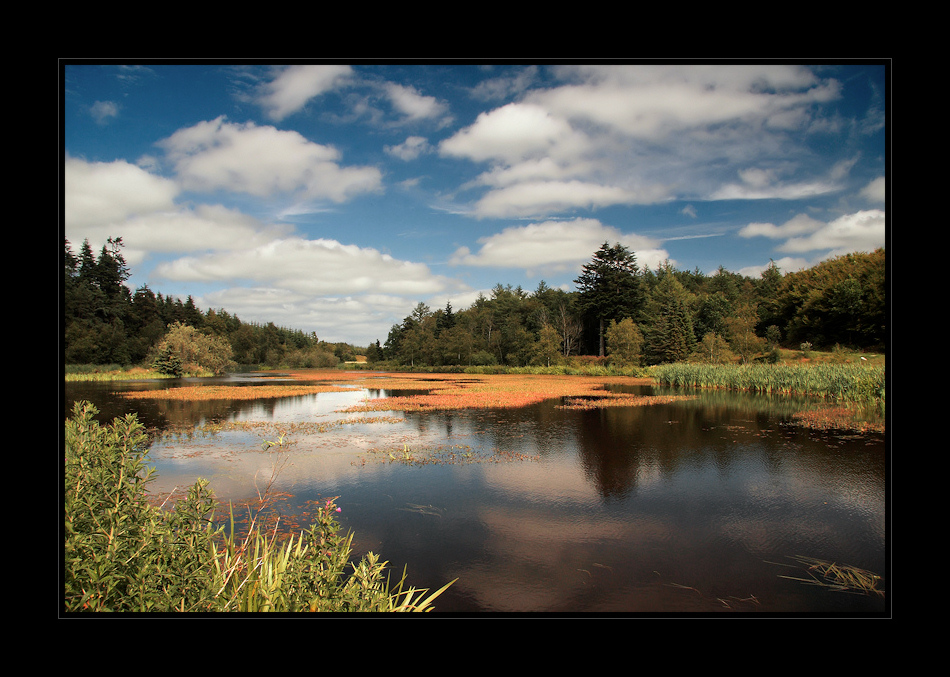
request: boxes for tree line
[379,242,886,368]
[64,237,886,373]
[64,237,354,372]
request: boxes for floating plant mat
[557,393,695,410]
[357,442,541,467]
[117,370,681,413]
[334,373,669,412]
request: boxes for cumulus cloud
[531,64,839,138]
[156,116,382,201]
[197,286,420,345]
[257,64,353,121]
[155,236,460,297]
[386,135,431,161]
[65,156,179,231]
[438,65,844,219]
[450,218,668,274]
[440,102,586,165]
[89,100,119,124]
[777,209,885,255]
[739,209,885,257]
[860,176,886,203]
[738,213,825,240]
[382,82,449,123]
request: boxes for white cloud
[157,116,382,201]
[451,218,667,274]
[89,100,119,124]
[257,64,353,121]
[438,65,845,219]
[534,64,839,138]
[385,135,430,161]
[196,286,416,345]
[738,213,825,240]
[710,180,839,201]
[711,164,841,200]
[65,156,179,231]
[64,155,294,268]
[860,176,886,203]
[440,102,587,165]
[382,82,449,123]
[472,180,669,219]
[739,209,885,257]
[777,209,885,255]
[155,236,460,298]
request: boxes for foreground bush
[64,401,453,613]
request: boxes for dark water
[63,373,888,615]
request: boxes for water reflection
[63,374,887,614]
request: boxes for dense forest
[380,242,886,368]
[63,237,350,371]
[63,237,886,374]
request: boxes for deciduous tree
[605,318,644,367]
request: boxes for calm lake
[64,371,888,615]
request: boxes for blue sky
[63,62,888,346]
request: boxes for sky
[62,61,888,347]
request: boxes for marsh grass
[65,366,176,381]
[652,362,885,431]
[776,555,885,597]
[651,363,885,401]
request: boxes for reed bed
[652,363,885,404]
[65,368,176,382]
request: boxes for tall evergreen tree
[574,242,642,356]
[644,273,695,364]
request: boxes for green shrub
[64,402,453,613]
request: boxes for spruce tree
[574,242,642,356]
[644,273,695,364]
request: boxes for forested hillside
[63,237,886,372]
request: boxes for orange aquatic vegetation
[340,373,660,413]
[557,393,695,410]
[791,405,885,433]
[116,369,668,412]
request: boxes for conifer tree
[644,273,695,364]
[574,242,642,356]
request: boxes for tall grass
[651,362,886,405]
[64,401,454,613]
[65,365,177,381]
